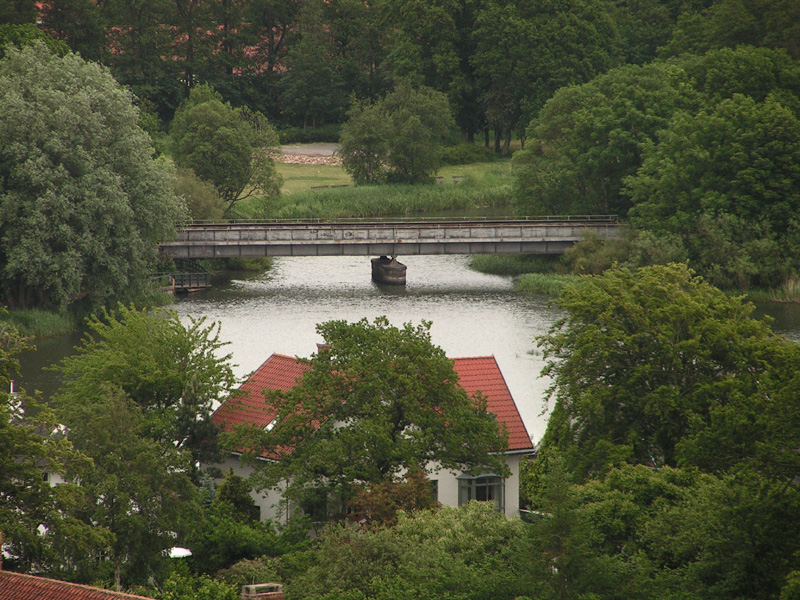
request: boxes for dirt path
[279,143,341,165]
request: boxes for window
[458,475,504,512]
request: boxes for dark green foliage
[0,23,69,57]
[538,263,800,479]
[627,94,800,289]
[660,0,800,60]
[57,387,199,589]
[439,143,495,166]
[187,502,281,575]
[513,61,699,216]
[279,7,347,128]
[214,470,260,523]
[339,80,454,185]
[0,44,186,310]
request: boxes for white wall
[211,452,526,523]
[432,453,524,519]
[212,455,292,524]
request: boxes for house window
[457,475,504,512]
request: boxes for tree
[626,94,800,289]
[0,44,186,310]
[38,0,106,62]
[0,23,69,58]
[174,167,227,221]
[513,61,698,216]
[337,98,392,184]
[472,0,622,153]
[339,80,454,184]
[379,0,481,141]
[538,263,800,480]
[52,304,237,467]
[286,503,533,600]
[0,316,101,574]
[228,317,508,516]
[170,84,282,215]
[57,386,199,590]
[279,6,347,129]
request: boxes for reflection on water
[17,255,800,446]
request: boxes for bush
[439,143,496,166]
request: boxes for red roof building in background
[211,353,534,520]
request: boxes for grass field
[276,159,512,195]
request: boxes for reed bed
[470,254,561,276]
[516,273,580,296]
[0,309,75,337]
[259,178,513,219]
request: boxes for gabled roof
[0,571,152,600]
[451,356,533,452]
[212,353,533,453]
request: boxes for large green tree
[278,8,347,129]
[339,80,454,184]
[538,263,800,480]
[0,43,186,310]
[626,94,800,289]
[57,386,199,590]
[170,84,282,215]
[513,61,699,216]
[227,317,508,516]
[53,304,237,467]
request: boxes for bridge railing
[178,215,618,228]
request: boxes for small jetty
[371,255,407,285]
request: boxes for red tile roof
[213,353,307,432]
[452,356,533,452]
[0,571,152,600]
[213,353,533,453]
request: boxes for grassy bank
[516,273,581,296]
[470,255,561,276]
[0,309,76,338]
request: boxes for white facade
[211,451,528,524]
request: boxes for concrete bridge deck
[159,216,619,260]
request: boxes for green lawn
[276,159,512,195]
[277,163,352,194]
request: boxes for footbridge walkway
[159,216,620,260]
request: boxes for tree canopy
[53,304,237,466]
[170,85,282,216]
[538,263,800,481]
[339,80,454,184]
[227,317,508,515]
[0,43,186,310]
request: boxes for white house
[210,353,534,522]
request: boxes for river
[17,255,800,446]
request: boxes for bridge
[159,216,620,259]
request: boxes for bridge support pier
[371,256,407,285]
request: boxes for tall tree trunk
[502,128,512,156]
[494,129,501,154]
